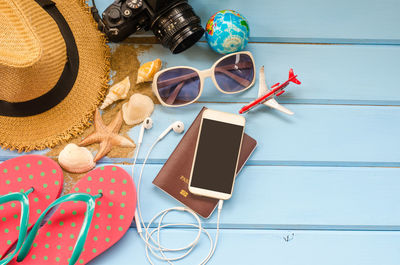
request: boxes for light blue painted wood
[3,162,400,230]
[137,42,400,105]
[1,1,398,264]
[90,229,400,265]
[1,41,399,163]
[93,0,400,44]
[2,103,400,167]
[130,164,400,230]
[103,103,400,166]
[0,149,46,162]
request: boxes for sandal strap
[0,188,33,265]
[17,192,101,265]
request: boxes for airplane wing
[264,98,294,115]
[258,66,294,115]
[258,66,269,97]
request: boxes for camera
[100,0,204,54]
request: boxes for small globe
[205,10,250,54]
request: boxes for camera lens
[151,1,204,54]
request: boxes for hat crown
[0,0,42,67]
[0,0,110,152]
[0,0,66,102]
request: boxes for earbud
[158,121,185,140]
[143,117,153,129]
[172,121,184,133]
[138,117,153,144]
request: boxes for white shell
[58,143,95,173]
[122,93,154,125]
[100,76,131,109]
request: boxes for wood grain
[94,0,400,44]
[93,229,400,265]
[138,43,400,105]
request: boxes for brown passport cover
[152,107,257,218]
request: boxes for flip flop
[0,188,34,265]
[0,155,63,262]
[12,165,136,265]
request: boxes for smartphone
[188,109,245,200]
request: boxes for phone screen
[190,118,244,194]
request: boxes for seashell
[122,93,154,125]
[136,58,162,84]
[100,76,131,109]
[58,143,95,173]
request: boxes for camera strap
[90,0,108,33]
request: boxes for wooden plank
[109,103,400,166]
[2,103,400,166]
[92,229,400,265]
[138,43,400,105]
[94,0,400,44]
[2,163,399,230]
[132,164,400,230]
[0,149,46,161]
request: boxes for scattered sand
[46,44,159,193]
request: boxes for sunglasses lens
[214,53,254,93]
[156,68,200,106]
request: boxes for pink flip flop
[11,165,136,265]
[0,155,63,260]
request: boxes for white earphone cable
[132,124,223,265]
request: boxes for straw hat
[0,0,110,152]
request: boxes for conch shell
[136,58,162,84]
[122,93,154,125]
[100,76,131,109]
[58,143,95,173]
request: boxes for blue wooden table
[2,0,400,264]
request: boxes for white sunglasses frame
[152,51,256,107]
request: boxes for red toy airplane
[239,67,301,114]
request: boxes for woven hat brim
[0,0,110,152]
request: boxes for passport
[152,107,257,218]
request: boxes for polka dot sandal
[12,165,137,265]
[0,155,63,263]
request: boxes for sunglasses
[152,51,255,107]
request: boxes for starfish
[79,109,135,162]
